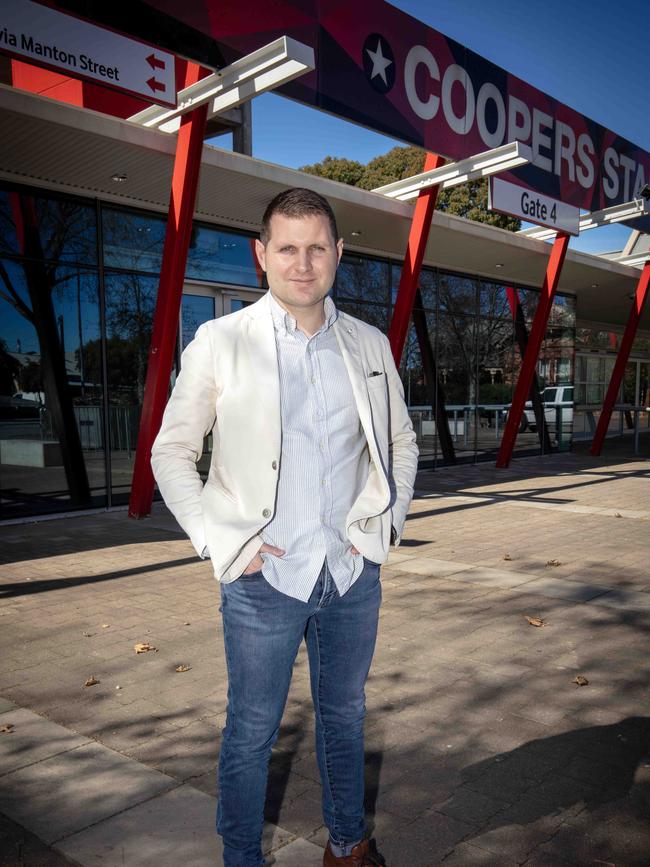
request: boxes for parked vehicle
[523,385,574,432]
[503,385,574,433]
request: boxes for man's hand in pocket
[243,543,285,574]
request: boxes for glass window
[0,189,97,265]
[104,271,159,503]
[336,256,389,304]
[336,301,389,332]
[476,316,513,457]
[181,294,215,349]
[102,207,166,273]
[438,273,478,317]
[0,258,104,518]
[391,264,436,309]
[479,280,513,320]
[186,226,264,288]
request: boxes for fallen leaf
[503,553,513,561]
[175,664,191,673]
[84,676,100,688]
[572,675,589,687]
[0,723,14,733]
[614,513,622,518]
[546,559,561,567]
[134,642,158,654]
[101,624,110,629]
[82,631,94,637]
[524,615,546,627]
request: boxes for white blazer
[151,292,419,582]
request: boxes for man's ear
[336,237,344,264]
[254,239,267,271]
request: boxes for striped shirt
[259,292,369,601]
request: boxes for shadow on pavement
[0,555,200,598]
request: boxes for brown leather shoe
[323,838,386,866]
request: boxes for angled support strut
[590,261,650,456]
[129,64,209,518]
[496,233,570,468]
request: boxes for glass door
[179,285,263,478]
[180,285,263,351]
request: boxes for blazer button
[263,508,271,518]
[271,460,277,470]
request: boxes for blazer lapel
[242,297,281,456]
[333,317,378,458]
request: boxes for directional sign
[489,177,580,236]
[0,0,176,107]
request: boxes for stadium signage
[489,178,580,236]
[151,0,649,224]
[1,0,176,106]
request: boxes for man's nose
[296,249,313,271]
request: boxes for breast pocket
[367,372,386,390]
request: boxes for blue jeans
[217,558,381,867]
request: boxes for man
[152,188,418,867]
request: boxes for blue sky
[210,0,648,255]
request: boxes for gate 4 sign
[489,178,580,236]
[0,0,176,106]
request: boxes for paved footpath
[1,452,649,866]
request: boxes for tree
[301,145,521,231]
[0,193,95,504]
[301,156,365,187]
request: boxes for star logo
[362,34,395,94]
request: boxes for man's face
[255,213,343,313]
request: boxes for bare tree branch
[0,260,34,323]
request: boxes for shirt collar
[268,291,338,337]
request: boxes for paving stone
[392,558,475,578]
[590,588,650,612]
[0,707,92,775]
[0,811,78,867]
[441,567,535,590]
[380,810,475,866]
[437,787,510,827]
[269,837,324,865]
[518,576,610,603]
[441,841,519,865]
[57,785,223,866]
[0,742,177,844]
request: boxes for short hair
[260,188,339,245]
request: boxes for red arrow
[146,53,166,71]
[147,76,165,93]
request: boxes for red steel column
[590,260,650,456]
[496,233,570,468]
[388,153,445,366]
[129,64,209,518]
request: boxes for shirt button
[321,479,327,486]
[311,377,316,384]
[262,508,271,518]
[271,460,277,470]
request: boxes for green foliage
[300,156,365,187]
[300,145,521,231]
[356,146,426,191]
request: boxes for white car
[523,385,574,432]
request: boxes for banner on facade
[136,1,647,215]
